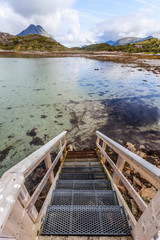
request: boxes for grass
[0,34,67,52]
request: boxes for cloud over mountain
[93,13,160,43]
[0,0,75,17]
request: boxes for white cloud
[0,2,29,34]
[93,13,160,42]
[0,0,75,17]
[0,0,86,46]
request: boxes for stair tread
[51,190,118,206]
[56,180,112,190]
[65,158,99,162]
[59,172,107,180]
[61,167,104,173]
[41,205,130,236]
[63,162,101,167]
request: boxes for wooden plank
[18,185,38,222]
[25,144,66,214]
[0,173,24,233]
[113,156,125,185]
[12,200,37,237]
[97,143,147,212]
[5,131,67,178]
[0,228,15,239]
[133,190,160,240]
[4,212,35,240]
[44,153,54,184]
[96,131,160,189]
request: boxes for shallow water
[0,57,160,176]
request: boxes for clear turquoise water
[0,57,160,176]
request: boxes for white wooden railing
[96,131,160,240]
[0,131,67,240]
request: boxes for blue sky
[0,0,160,46]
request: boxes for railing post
[96,136,100,152]
[101,142,107,163]
[63,136,67,154]
[113,156,125,185]
[59,140,63,161]
[44,153,54,184]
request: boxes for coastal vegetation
[0,34,67,51]
[80,38,160,54]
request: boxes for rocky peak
[17,24,56,41]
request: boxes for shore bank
[1,50,160,74]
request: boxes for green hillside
[81,38,160,54]
[0,34,67,51]
[81,43,113,51]
[116,38,160,53]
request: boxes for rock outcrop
[17,24,56,40]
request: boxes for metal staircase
[41,150,131,236]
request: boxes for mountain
[17,24,55,40]
[107,36,153,46]
[106,40,115,46]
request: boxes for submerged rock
[30,137,44,146]
[27,128,37,137]
[0,146,13,162]
[41,115,47,119]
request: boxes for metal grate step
[56,180,112,191]
[65,158,99,162]
[59,172,107,180]
[41,205,130,236]
[51,190,118,206]
[61,167,104,173]
[63,162,101,167]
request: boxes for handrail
[96,131,160,189]
[0,131,67,239]
[96,131,160,240]
[97,143,147,212]
[5,131,67,178]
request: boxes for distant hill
[112,38,160,54]
[107,36,153,46]
[81,43,112,51]
[0,33,14,44]
[0,34,67,51]
[17,24,55,40]
[80,37,160,54]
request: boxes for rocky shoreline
[1,50,160,75]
